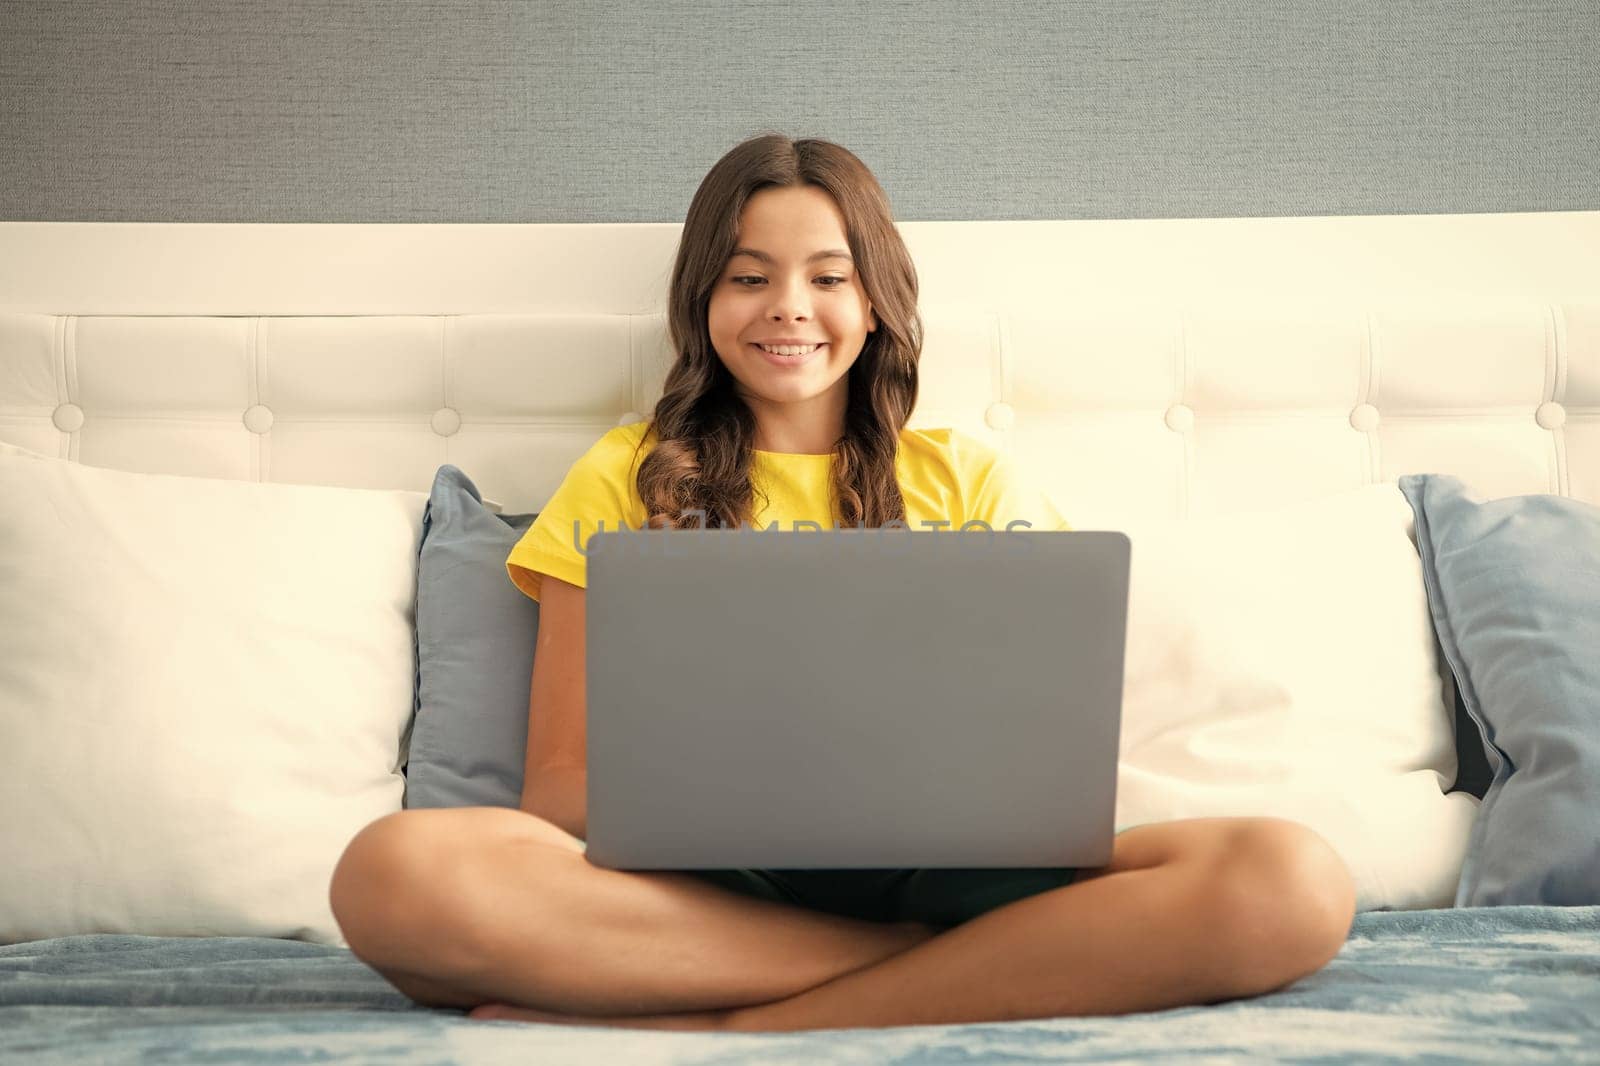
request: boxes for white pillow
[0,450,424,946]
[0,440,51,460]
[1113,483,1478,911]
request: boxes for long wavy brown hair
[634,133,923,530]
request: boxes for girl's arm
[520,574,589,840]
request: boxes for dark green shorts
[687,866,1082,929]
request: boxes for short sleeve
[505,429,647,602]
[966,442,1071,532]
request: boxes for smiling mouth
[752,342,825,365]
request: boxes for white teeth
[757,343,820,356]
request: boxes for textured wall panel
[1,1,1594,222]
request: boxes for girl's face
[707,184,878,438]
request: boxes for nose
[765,275,811,322]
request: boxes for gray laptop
[583,528,1130,870]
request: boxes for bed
[2,214,1597,1064]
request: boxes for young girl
[329,133,1356,1032]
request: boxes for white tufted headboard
[1,214,1596,525]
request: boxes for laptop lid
[583,529,1129,870]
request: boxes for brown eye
[728,275,846,287]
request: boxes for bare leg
[471,817,1356,1032]
[330,807,936,1015]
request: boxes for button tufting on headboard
[1349,404,1380,432]
[242,405,274,434]
[430,408,462,437]
[1535,401,1566,430]
[51,403,84,433]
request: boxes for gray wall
[2,1,1595,223]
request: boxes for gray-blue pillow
[1399,473,1600,907]
[405,465,538,810]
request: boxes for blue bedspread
[2,906,1596,1065]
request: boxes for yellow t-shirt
[506,421,1070,602]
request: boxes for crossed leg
[462,815,1358,1031]
[330,807,937,1016]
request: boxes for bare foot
[465,920,940,1032]
[468,1002,734,1031]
